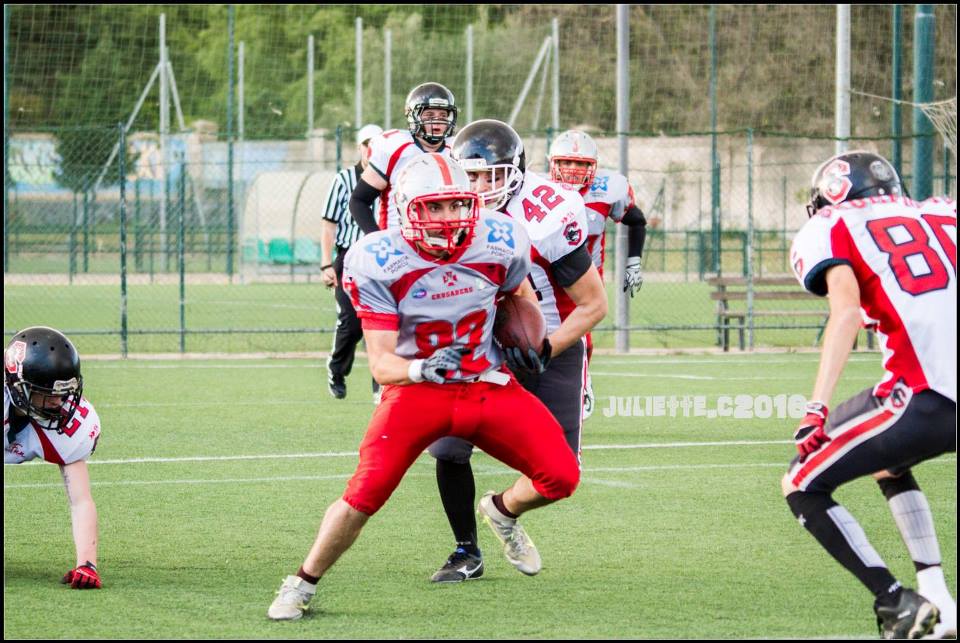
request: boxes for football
[494,295,547,354]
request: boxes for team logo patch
[485,220,515,248]
[819,159,853,205]
[5,341,26,377]
[412,288,427,299]
[591,176,609,192]
[870,160,894,181]
[442,271,458,287]
[564,222,583,246]
[52,378,79,394]
[365,238,404,267]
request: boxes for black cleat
[430,548,484,583]
[328,374,347,399]
[875,588,940,640]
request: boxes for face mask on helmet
[806,151,904,217]
[5,328,84,434]
[459,158,524,211]
[395,154,479,257]
[405,83,458,146]
[548,131,598,190]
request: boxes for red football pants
[343,378,580,515]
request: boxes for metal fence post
[83,189,90,272]
[746,128,755,350]
[69,192,77,284]
[226,4,235,278]
[118,123,129,358]
[912,4,935,200]
[179,150,186,353]
[336,125,342,172]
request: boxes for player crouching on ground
[267,153,580,621]
[4,327,103,589]
[782,151,956,639]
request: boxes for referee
[320,123,382,400]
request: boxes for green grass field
[4,353,955,639]
[4,279,838,354]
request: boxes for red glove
[794,402,830,463]
[61,562,102,589]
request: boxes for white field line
[7,439,795,467]
[6,458,954,490]
[590,371,878,382]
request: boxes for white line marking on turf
[6,439,794,466]
[590,371,878,381]
[7,458,953,490]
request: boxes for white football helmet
[393,153,479,255]
[548,130,598,190]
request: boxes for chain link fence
[5,5,957,354]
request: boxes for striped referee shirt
[322,163,376,251]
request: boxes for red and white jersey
[504,171,589,333]
[581,169,637,272]
[342,209,531,381]
[366,129,453,231]
[791,195,957,402]
[4,385,101,465]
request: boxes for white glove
[409,346,469,384]
[624,257,643,297]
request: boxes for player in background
[783,151,956,639]
[4,327,103,590]
[548,129,648,419]
[267,154,580,621]
[349,82,457,234]
[426,119,607,583]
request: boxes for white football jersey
[791,195,957,402]
[342,208,531,381]
[581,169,637,272]
[4,385,102,465]
[504,171,589,333]
[366,129,453,231]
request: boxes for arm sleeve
[550,243,593,288]
[623,204,647,258]
[342,244,400,330]
[349,178,383,235]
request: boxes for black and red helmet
[5,326,83,433]
[807,151,905,217]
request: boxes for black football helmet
[451,119,526,211]
[5,326,83,433]
[405,82,457,145]
[807,150,905,217]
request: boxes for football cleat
[327,373,347,400]
[921,592,957,640]
[268,575,317,621]
[477,491,541,576]
[875,588,940,640]
[430,547,484,583]
[582,374,594,420]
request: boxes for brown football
[494,296,547,354]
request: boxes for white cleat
[921,594,957,640]
[582,374,594,420]
[267,575,316,621]
[477,491,541,576]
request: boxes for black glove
[504,338,552,375]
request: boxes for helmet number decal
[5,341,26,376]
[821,159,853,205]
[522,184,565,223]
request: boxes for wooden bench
[708,276,828,351]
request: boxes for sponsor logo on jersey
[485,220,515,249]
[564,221,583,246]
[5,341,26,377]
[591,176,609,192]
[412,288,428,299]
[6,442,24,458]
[431,287,474,301]
[365,238,404,267]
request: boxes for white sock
[918,566,953,603]
[889,490,942,568]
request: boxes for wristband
[320,264,334,271]
[408,359,425,383]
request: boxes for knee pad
[785,490,836,521]
[427,437,474,464]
